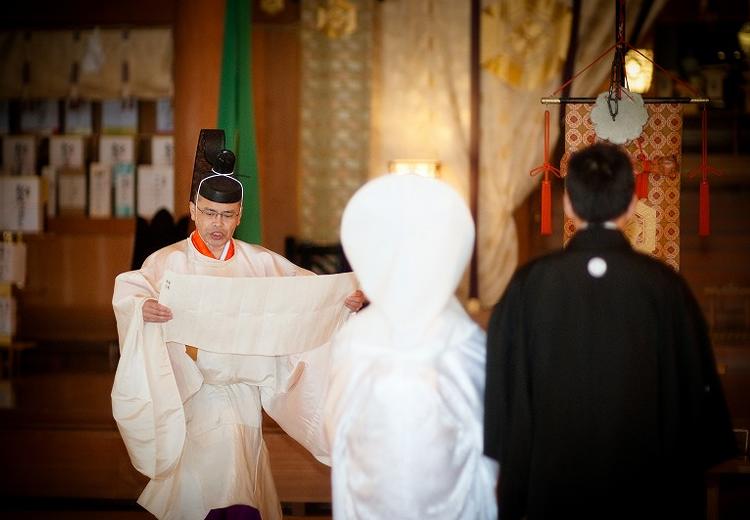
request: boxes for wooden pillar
[469,0,480,299]
[252,22,301,254]
[173,0,225,217]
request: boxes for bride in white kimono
[112,129,362,520]
[324,174,499,519]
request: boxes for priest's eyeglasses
[196,207,239,220]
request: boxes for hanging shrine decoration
[531,0,718,273]
[562,94,682,270]
[316,0,358,39]
[687,107,721,236]
[529,110,562,235]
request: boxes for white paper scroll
[0,241,27,288]
[57,170,87,215]
[99,135,135,165]
[88,162,112,218]
[2,136,36,176]
[136,164,174,219]
[0,177,42,232]
[49,135,85,169]
[150,135,174,166]
[159,271,358,356]
[113,163,135,217]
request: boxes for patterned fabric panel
[299,0,373,243]
[562,103,682,270]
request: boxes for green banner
[218,0,261,243]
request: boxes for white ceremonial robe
[112,236,352,520]
[326,175,499,519]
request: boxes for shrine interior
[0,1,748,519]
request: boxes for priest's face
[190,195,243,252]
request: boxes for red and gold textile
[562,103,682,270]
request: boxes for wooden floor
[2,340,749,519]
[0,341,332,519]
[2,512,153,519]
[0,507,329,520]
[1,498,153,519]
[0,499,330,520]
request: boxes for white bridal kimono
[112,236,354,520]
[325,175,499,519]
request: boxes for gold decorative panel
[562,103,682,270]
[299,0,372,243]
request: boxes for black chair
[284,236,351,275]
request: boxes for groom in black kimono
[484,142,736,519]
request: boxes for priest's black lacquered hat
[190,129,243,204]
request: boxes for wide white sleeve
[260,341,334,466]
[111,270,191,480]
[154,268,354,467]
[254,253,346,465]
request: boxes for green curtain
[218,0,261,243]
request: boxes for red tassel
[541,178,552,235]
[699,179,710,236]
[530,110,561,235]
[635,172,649,199]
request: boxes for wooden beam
[469,0,480,299]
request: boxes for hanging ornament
[316,0,357,39]
[81,27,105,74]
[634,137,652,199]
[590,88,648,144]
[529,110,562,235]
[688,106,721,237]
[261,0,285,15]
[534,0,713,244]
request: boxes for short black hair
[565,142,634,223]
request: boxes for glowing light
[387,159,441,178]
[625,49,654,94]
[738,22,750,57]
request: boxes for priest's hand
[143,298,173,322]
[345,290,367,312]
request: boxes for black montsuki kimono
[484,226,736,520]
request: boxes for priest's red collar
[191,231,235,260]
